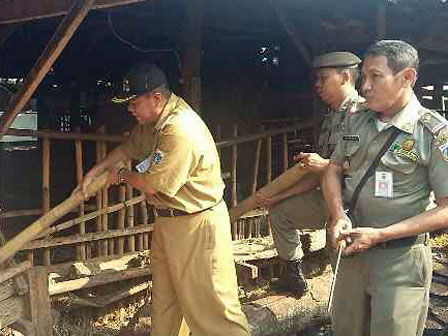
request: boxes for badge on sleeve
[438,143,448,162]
[401,138,415,151]
[375,171,393,198]
[153,149,164,164]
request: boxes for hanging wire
[107,10,181,68]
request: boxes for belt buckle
[169,208,175,217]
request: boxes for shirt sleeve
[120,125,151,160]
[428,129,448,198]
[143,126,195,198]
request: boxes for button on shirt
[318,91,364,158]
[121,93,224,213]
[331,94,448,228]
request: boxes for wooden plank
[0,0,150,24]
[28,267,52,336]
[0,295,26,329]
[49,267,151,295]
[0,261,32,284]
[42,137,51,266]
[0,0,96,140]
[23,225,154,250]
[236,261,259,280]
[44,250,150,278]
[0,280,16,302]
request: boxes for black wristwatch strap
[347,127,401,223]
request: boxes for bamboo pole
[42,137,51,266]
[117,185,126,255]
[100,141,108,256]
[126,161,135,252]
[0,171,109,265]
[38,195,146,238]
[95,141,103,256]
[251,127,263,195]
[231,124,238,240]
[282,132,288,172]
[229,164,308,223]
[24,225,153,251]
[0,0,96,140]
[75,140,86,260]
[0,261,32,284]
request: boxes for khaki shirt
[121,93,224,213]
[331,94,448,228]
[318,91,365,158]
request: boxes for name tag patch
[342,134,360,142]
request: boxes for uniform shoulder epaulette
[348,97,368,115]
[419,109,448,149]
[419,109,448,135]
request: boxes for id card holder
[135,157,151,173]
[375,171,393,198]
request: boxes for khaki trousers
[269,188,329,260]
[332,243,432,336]
[151,201,251,336]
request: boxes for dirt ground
[2,233,448,336]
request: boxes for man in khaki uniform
[322,40,448,336]
[255,52,364,295]
[79,63,250,336]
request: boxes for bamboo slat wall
[0,121,312,267]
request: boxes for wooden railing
[0,120,313,267]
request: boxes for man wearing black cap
[78,63,250,336]
[254,51,365,296]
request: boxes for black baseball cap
[111,63,168,104]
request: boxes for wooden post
[181,0,204,111]
[251,127,263,195]
[266,135,272,235]
[100,141,108,256]
[126,161,135,252]
[95,141,103,256]
[117,184,126,255]
[75,140,86,260]
[139,197,148,250]
[28,267,52,336]
[0,0,96,140]
[282,132,288,172]
[376,1,387,39]
[42,137,51,266]
[231,124,238,240]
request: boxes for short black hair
[365,40,419,74]
[336,66,359,86]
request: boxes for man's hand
[338,227,383,256]
[72,170,96,200]
[294,152,329,173]
[328,215,352,249]
[107,167,123,187]
[253,190,282,208]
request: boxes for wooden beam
[49,267,151,295]
[0,0,150,25]
[0,0,96,140]
[271,1,312,66]
[28,267,52,336]
[0,261,32,284]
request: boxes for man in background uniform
[254,51,364,295]
[78,63,250,336]
[322,40,448,336]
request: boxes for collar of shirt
[382,93,422,134]
[153,93,182,132]
[337,90,360,112]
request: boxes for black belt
[376,234,427,249]
[153,200,221,218]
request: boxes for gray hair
[365,40,419,74]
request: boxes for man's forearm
[378,202,448,242]
[278,173,321,200]
[89,147,128,178]
[321,163,345,222]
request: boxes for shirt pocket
[381,150,418,174]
